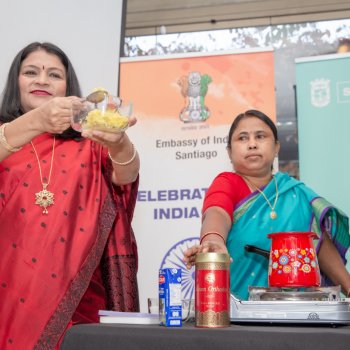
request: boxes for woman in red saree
[0,42,140,349]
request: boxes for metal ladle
[85,90,108,104]
[85,90,123,112]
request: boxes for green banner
[296,53,350,268]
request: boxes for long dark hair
[0,42,82,140]
[227,109,279,149]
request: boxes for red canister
[195,252,230,328]
[268,231,321,288]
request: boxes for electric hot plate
[230,286,350,325]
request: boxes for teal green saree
[226,172,349,300]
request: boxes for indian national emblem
[178,72,212,122]
[310,79,330,108]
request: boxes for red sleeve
[202,172,250,222]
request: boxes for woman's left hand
[81,116,139,185]
[80,116,137,147]
[318,231,350,297]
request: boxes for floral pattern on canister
[268,247,317,276]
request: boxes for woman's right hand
[31,96,80,134]
[0,96,82,161]
[183,240,229,269]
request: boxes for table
[61,322,350,350]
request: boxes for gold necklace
[242,175,279,219]
[31,137,55,214]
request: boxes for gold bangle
[200,231,226,245]
[108,142,137,166]
[0,123,22,152]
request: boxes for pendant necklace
[31,137,56,214]
[242,175,279,219]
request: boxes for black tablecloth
[60,322,350,350]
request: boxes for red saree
[0,133,139,350]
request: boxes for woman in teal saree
[184,110,350,299]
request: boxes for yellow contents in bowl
[85,108,129,131]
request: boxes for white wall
[0,0,123,96]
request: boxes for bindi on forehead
[42,65,45,70]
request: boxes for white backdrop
[0,0,124,95]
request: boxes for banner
[120,49,276,312]
[295,53,350,269]
[296,54,350,217]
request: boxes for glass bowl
[71,94,132,133]
[147,298,195,322]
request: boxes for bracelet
[0,123,22,152]
[108,142,137,166]
[200,231,226,245]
